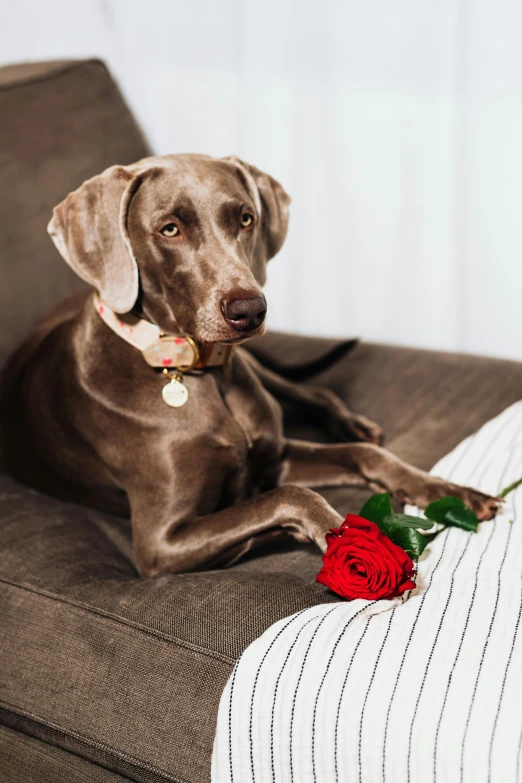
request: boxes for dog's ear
[224,157,291,259]
[48,165,142,313]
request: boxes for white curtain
[2,0,522,359]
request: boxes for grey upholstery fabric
[0,725,131,783]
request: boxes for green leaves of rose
[359,493,480,558]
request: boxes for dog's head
[48,154,290,343]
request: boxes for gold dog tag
[143,336,198,369]
[162,376,189,408]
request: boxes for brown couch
[1,59,521,783]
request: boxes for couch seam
[0,700,189,783]
[0,59,109,94]
[0,722,133,782]
[0,576,237,665]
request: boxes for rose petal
[316,510,417,600]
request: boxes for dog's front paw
[443,484,502,521]
[340,413,384,445]
[396,477,502,521]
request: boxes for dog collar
[93,293,234,372]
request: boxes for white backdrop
[2,0,522,359]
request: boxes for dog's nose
[221,292,267,333]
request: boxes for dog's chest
[210,360,285,495]
[224,375,282,448]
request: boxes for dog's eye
[240,213,254,228]
[160,223,179,237]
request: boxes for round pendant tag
[162,379,189,408]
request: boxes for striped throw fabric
[212,401,522,783]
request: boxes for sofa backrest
[0,59,149,368]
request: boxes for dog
[0,154,501,576]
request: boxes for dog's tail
[244,337,358,382]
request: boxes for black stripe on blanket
[270,606,342,781]
[311,602,378,783]
[382,407,507,782]
[460,412,522,782]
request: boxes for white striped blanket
[212,401,522,782]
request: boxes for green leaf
[382,513,434,531]
[386,526,428,558]
[359,493,393,527]
[443,507,479,533]
[424,496,466,523]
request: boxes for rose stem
[499,476,522,498]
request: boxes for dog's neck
[93,293,234,371]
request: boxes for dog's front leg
[242,351,383,444]
[281,440,501,521]
[129,484,342,577]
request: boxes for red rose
[316,514,416,601]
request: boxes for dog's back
[0,291,127,511]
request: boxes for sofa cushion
[0,725,130,783]
[1,340,521,782]
[0,59,149,369]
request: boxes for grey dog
[0,154,500,577]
